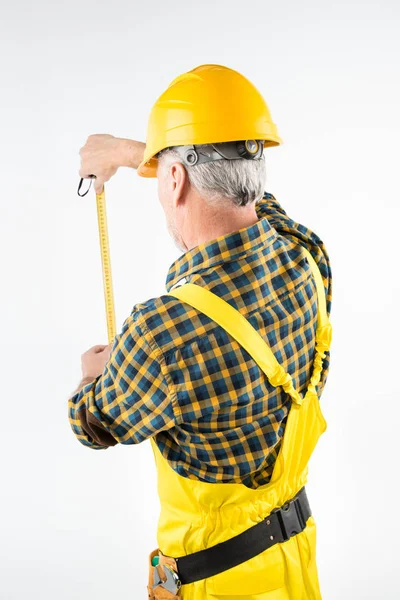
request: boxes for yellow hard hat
[137,64,282,178]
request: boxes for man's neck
[185,196,259,250]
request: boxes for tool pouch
[147,549,182,600]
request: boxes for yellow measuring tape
[96,189,116,344]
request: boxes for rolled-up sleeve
[68,311,180,449]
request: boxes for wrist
[72,375,96,397]
[117,138,146,169]
[81,374,96,384]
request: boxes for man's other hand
[81,344,112,379]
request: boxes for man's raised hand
[79,134,146,194]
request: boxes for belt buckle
[273,497,306,542]
[153,563,182,595]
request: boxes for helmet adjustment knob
[185,149,199,165]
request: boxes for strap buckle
[271,493,307,542]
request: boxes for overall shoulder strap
[168,248,331,406]
[301,247,329,328]
[300,248,332,390]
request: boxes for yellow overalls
[148,247,332,600]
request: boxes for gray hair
[157,147,266,207]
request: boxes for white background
[1,1,399,598]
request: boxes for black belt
[174,486,311,585]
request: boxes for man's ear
[170,162,188,207]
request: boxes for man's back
[69,192,332,489]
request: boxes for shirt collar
[166,216,277,292]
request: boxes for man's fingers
[79,169,97,181]
[79,167,91,178]
[90,344,108,354]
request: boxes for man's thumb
[94,178,104,194]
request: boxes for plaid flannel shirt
[68,192,332,488]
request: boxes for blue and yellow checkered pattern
[68,192,332,488]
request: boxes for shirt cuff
[68,377,116,449]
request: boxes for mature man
[69,64,332,599]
